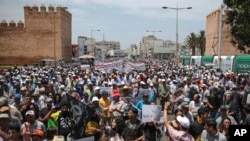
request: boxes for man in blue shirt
[136,93,150,111]
[149,83,157,104]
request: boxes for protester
[30,129,44,141]
[164,101,195,141]
[189,107,209,141]
[109,116,125,141]
[216,105,237,127]
[143,118,161,141]
[181,102,194,123]
[201,117,227,141]
[159,79,171,110]
[109,93,124,118]
[124,107,144,141]
[207,87,223,118]
[136,93,150,111]
[86,104,102,141]
[8,123,22,141]
[55,101,72,140]
[218,117,231,141]
[189,94,204,120]
[21,110,46,141]
[99,90,111,126]
[0,60,249,141]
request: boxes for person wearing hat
[148,83,157,104]
[59,84,67,100]
[81,92,91,105]
[119,85,132,98]
[158,78,171,110]
[164,101,195,141]
[90,87,101,101]
[139,81,147,89]
[21,110,46,140]
[91,96,104,117]
[223,92,240,123]
[201,84,209,105]
[111,75,121,86]
[99,90,111,125]
[180,102,194,123]
[110,81,120,96]
[215,105,237,127]
[38,98,55,127]
[12,93,22,110]
[34,81,45,97]
[0,96,23,123]
[109,93,125,118]
[69,87,81,101]
[31,129,44,141]
[0,111,11,140]
[32,92,45,111]
[84,83,94,100]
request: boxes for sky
[0,0,223,49]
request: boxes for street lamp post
[91,29,101,57]
[146,30,161,58]
[162,4,191,64]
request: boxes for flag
[66,94,95,139]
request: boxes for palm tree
[197,30,206,56]
[185,32,197,55]
[185,30,206,56]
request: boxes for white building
[140,35,176,60]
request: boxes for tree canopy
[185,30,206,56]
[223,0,250,53]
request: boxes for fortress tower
[205,8,243,56]
[0,4,72,65]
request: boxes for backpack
[188,86,198,100]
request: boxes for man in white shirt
[189,94,204,119]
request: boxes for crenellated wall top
[0,20,24,29]
[24,4,69,13]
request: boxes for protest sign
[142,105,161,123]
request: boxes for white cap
[0,113,9,118]
[161,79,166,82]
[140,81,145,85]
[25,110,35,116]
[202,84,207,87]
[21,87,27,91]
[59,85,65,89]
[94,87,100,91]
[176,116,190,129]
[92,96,99,103]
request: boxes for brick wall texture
[0,4,72,65]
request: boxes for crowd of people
[0,63,250,141]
